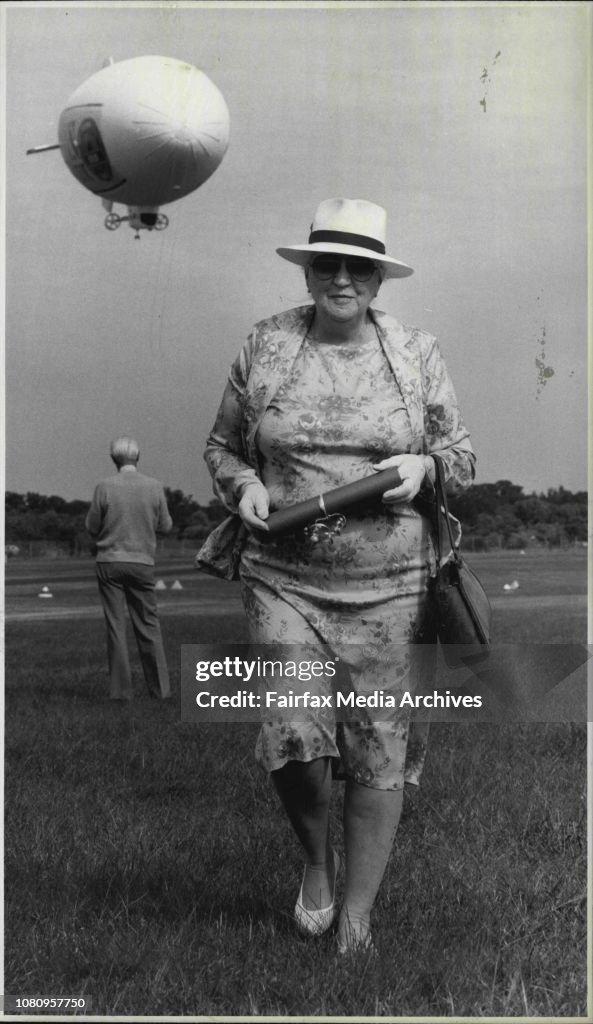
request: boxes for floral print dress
[199,304,476,790]
[240,332,436,790]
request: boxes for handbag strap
[432,454,460,565]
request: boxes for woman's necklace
[310,341,339,393]
[305,322,379,394]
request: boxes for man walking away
[86,437,173,700]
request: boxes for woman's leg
[335,632,431,948]
[338,780,403,948]
[272,756,336,910]
[241,581,339,909]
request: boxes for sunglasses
[310,255,378,282]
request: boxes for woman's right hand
[238,481,270,531]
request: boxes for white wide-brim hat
[276,198,414,279]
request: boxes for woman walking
[198,197,475,953]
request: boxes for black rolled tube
[262,467,403,536]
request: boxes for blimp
[27,55,230,236]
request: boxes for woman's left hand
[373,454,432,504]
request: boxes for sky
[2,1,590,505]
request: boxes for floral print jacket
[197,304,475,578]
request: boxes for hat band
[308,229,386,255]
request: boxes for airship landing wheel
[104,213,121,231]
[155,214,169,231]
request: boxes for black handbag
[429,455,492,667]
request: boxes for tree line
[447,480,587,550]
[4,479,588,555]
[4,488,227,556]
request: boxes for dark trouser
[96,561,170,700]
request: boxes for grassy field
[4,550,589,1018]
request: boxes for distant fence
[6,542,81,560]
[5,538,203,560]
[5,535,587,560]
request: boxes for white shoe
[294,849,340,937]
[337,931,376,956]
[336,914,376,956]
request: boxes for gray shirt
[86,468,173,565]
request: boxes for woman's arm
[204,331,265,514]
[422,336,476,492]
[376,332,474,505]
